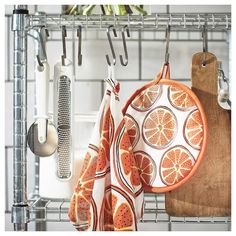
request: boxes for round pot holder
[123,64,208,193]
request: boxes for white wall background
[5,4,231,231]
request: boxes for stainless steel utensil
[54,59,74,180]
[57,75,72,178]
[27,61,58,157]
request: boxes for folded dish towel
[68,66,144,231]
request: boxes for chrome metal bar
[26,13,231,31]
[36,37,229,42]
[11,5,29,231]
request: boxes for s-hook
[202,23,208,66]
[165,24,171,65]
[61,25,67,66]
[119,25,130,66]
[36,26,49,67]
[106,25,117,66]
[77,26,82,66]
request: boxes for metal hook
[36,26,49,67]
[202,23,208,66]
[77,26,82,66]
[119,25,130,66]
[165,24,171,65]
[61,25,67,66]
[106,25,117,66]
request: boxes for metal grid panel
[26,195,231,225]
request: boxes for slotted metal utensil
[57,75,72,179]
[54,59,74,180]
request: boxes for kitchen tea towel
[123,64,208,193]
[68,66,144,231]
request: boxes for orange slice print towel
[68,66,144,231]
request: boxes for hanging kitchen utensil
[54,60,74,180]
[39,27,76,198]
[165,51,231,217]
[54,25,74,180]
[68,65,144,231]
[217,61,231,110]
[40,63,76,198]
[27,27,58,157]
[122,26,207,193]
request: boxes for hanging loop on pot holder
[154,63,171,84]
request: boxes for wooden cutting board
[165,52,231,216]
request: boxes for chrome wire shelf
[26,194,231,224]
[26,13,231,31]
[8,6,231,231]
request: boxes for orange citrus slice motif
[99,186,135,231]
[99,190,117,231]
[134,151,157,186]
[184,109,204,149]
[124,114,140,148]
[113,122,143,195]
[124,79,206,192]
[160,145,195,186]
[168,86,196,110]
[68,151,98,230]
[97,109,112,174]
[119,127,142,188]
[131,84,162,111]
[143,106,177,149]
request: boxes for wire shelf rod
[23,13,231,31]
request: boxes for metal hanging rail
[26,13,231,31]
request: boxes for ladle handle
[35,61,50,143]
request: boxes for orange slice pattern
[114,203,134,231]
[124,114,140,148]
[119,129,142,188]
[97,108,114,174]
[99,190,117,231]
[99,187,135,231]
[184,109,204,149]
[143,106,177,149]
[168,86,196,110]
[131,85,162,111]
[68,151,97,230]
[160,145,195,186]
[113,122,143,195]
[134,151,157,186]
